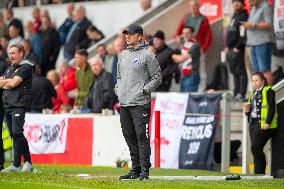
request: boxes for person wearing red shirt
[47,70,70,113]
[58,61,77,105]
[174,0,212,92]
[31,7,41,33]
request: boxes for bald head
[189,0,201,15]
[32,7,40,18]
[73,5,86,22]
[140,0,151,11]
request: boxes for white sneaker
[1,165,21,172]
[21,161,33,172]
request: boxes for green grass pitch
[0,164,283,189]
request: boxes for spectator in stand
[24,20,42,60]
[46,70,70,113]
[83,25,105,48]
[96,44,114,74]
[0,44,8,65]
[58,61,77,106]
[30,64,56,113]
[225,0,248,101]
[40,9,50,20]
[243,0,274,85]
[74,49,95,108]
[174,0,212,92]
[31,7,41,33]
[152,30,176,92]
[0,35,9,57]
[26,0,37,6]
[21,39,39,66]
[172,26,201,92]
[64,5,91,60]
[140,0,152,11]
[86,57,115,113]
[40,16,60,76]
[3,8,24,37]
[5,0,18,9]
[0,14,8,39]
[58,3,74,45]
[7,25,23,53]
[112,37,126,85]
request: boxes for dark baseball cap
[122,24,143,36]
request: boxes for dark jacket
[155,44,176,91]
[226,9,248,49]
[2,60,34,108]
[58,17,74,45]
[0,55,9,107]
[40,27,61,75]
[26,50,39,66]
[30,75,56,111]
[64,17,92,57]
[247,87,276,125]
[86,70,115,113]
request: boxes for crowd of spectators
[3,0,101,8]
[0,0,276,114]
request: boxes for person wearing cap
[74,49,95,109]
[243,0,273,85]
[152,30,176,92]
[116,24,162,180]
[225,0,248,102]
[172,26,201,92]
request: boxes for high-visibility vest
[2,122,12,150]
[248,86,278,129]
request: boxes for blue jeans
[180,73,200,92]
[251,43,272,73]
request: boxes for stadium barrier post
[221,93,231,172]
[154,110,161,168]
[242,109,249,174]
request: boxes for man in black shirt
[0,44,9,171]
[0,44,33,172]
[152,30,176,92]
[225,0,248,101]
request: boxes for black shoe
[119,169,140,180]
[138,168,149,180]
[0,165,3,171]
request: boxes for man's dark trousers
[120,103,151,170]
[4,107,31,167]
[249,120,275,174]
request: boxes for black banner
[179,94,221,170]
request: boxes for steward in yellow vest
[244,72,277,175]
